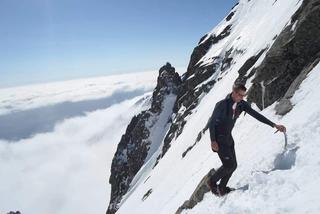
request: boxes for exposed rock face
[184,24,232,82]
[246,0,320,110]
[235,48,267,85]
[151,63,182,113]
[175,168,216,214]
[107,63,181,214]
[275,57,320,115]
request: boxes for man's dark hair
[232,83,247,91]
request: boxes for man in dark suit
[208,83,286,196]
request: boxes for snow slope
[115,0,320,213]
[184,58,320,214]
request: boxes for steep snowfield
[115,0,320,213]
[183,60,320,214]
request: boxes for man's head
[231,83,247,103]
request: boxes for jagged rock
[231,2,239,10]
[226,11,235,21]
[275,99,293,116]
[235,48,267,85]
[221,48,234,72]
[151,62,182,113]
[275,56,320,115]
[107,63,182,214]
[175,168,216,214]
[142,188,153,201]
[182,128,207,158]
[7,211,21,214]
[180,103,218,158]
[247,0,320,109]
[185,24,232,81]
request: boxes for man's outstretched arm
[243,101,286,132]
[243,101,275,127]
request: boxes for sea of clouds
[0,71,157,214]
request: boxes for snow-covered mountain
[107,0,320,213]
[107,63,182,213]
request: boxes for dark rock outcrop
[235,48,267,85]
[184,24,232,82]
[176,169,249,214]
[275,56,320,115]
[107,63,181,214]
[142,188,153,201]
[246,0,320,110]
[175,168,216,214]
[182,123,209,158]
[151,62,182,113]
[226,11,235,21]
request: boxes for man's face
[232,89,246,103]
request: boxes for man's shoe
[224,186,235,193]
[218,186,235,196]
[207,179,219,196]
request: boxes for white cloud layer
[0,71,158,116]
[0,72,155,214]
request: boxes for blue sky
[0,0,237,88]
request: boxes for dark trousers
[210,143,237,188]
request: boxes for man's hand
[274,124,286,133]
[211,141,219,152]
